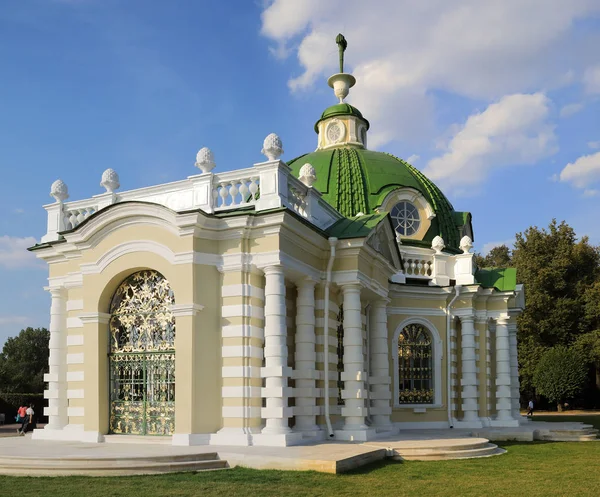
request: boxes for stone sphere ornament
[460,235,474,254]
[432,235,445,255]
[195,147,215,173]
[299,163,317,187]
[261,133,284,161]
[100,168,120,193]
[50,179,69,203]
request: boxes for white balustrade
[212,174,260,211]
[403,257,433,278]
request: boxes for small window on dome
[391,201,420,236]
[326,122,343,144]
[360,127,367,147]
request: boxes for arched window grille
[398,323,434,404]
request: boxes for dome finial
[328,34,356,103]
[336,33,348,73]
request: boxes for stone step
[0,451,221,467]
[0,458,229,476]
[393,443,505,461]
[538,434,599,442]
[104,435,172,445]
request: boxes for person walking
[18,404,34,436]
[16,404,27,434]
[527,399,534,417]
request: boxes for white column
[258,266,301,445]
[508,322,521,420]
[43,287,68,430]
[293,279,319,434]
[336,283,375,441]
[495,317,516,424]
[459,314,482,427]
[369,299,393,431]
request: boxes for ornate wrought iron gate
[108,270,176,435]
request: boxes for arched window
[390,201,421,236]
[398,323,433,404]
[109,270,176,435]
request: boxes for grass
[1,415,599,497]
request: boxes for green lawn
[1,415,599,497]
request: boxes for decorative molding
[169,303,204,317]
[79,312,111,325]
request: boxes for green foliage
[0,327,49,394]
[512,220,600,399]
[474,244,513,269]
[533,346,588,408]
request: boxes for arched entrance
[108,270,176,435]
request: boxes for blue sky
[1,0,600,347]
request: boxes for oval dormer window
[326,121,344,144]
[391,201,420,236]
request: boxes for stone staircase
[368,437,506,461]
[0,451,228,476]
[534,424,599,442]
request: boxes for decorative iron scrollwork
[109,270,176,435]
[398,323,433,404]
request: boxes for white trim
[221,345,263,359]
[66,353,84,364]
[221,366,260,378]
[221,386,262,398]
[393,316,443,408]
[388,307,446,316]
[66,371,84,382]
[221,304,264,320]
[67,389,84,399]
[66,300,84,311]
[66,317,83,329]
[221,325,264,339]
[67,407,85,417]
[66,335,84,346]
[222,284,265,300]
[170,303,204,317]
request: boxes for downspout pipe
[446,285,462,429]
[323,237,338,438]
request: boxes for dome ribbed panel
[335,149,369,217]
[386,153,459,249]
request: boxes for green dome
[314,103,370,132]
[288,148,470,250]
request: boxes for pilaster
[369,299,394,431]
[490,316,519,426]
[457,314,483,428]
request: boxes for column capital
[296,277,317,290]
[262,265,284,276]
[458,313,475,324]
[45,286,66,298]
[371,297,391,309]
[496,316,510,326]
[340,282,362,293]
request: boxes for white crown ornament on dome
[299,163,317,187]
[432,235,445,255]
[195,147,216,173]
[50,179,69,203]
[460,235,474,254]
[261,133,284,161]
[100,168,120,193]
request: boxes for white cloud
[423,93,557,194]
[583,189,598,197]
[583,65,600,94]
[482,240,514,255]
[261,0,600,147]
[559,103,584,117]
[0,316,28,326]
[0,236,41,269]
[406,154,420,164]
[588,141,600,149]
[559,151,600,190]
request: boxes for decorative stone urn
[432,235,445,255]
[261,133,284,161]
[299,163,317,187]
[50,179,69,203]
[195,147,216,173]
[100,168,120,193]
[460,235,474,254]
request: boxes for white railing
[403,257,433,278]
[41,160,341,243]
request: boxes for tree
[474,244,513,269]
[0,327,50,394]
[512,220,600,400]
[533,346,588,410]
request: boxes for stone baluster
[44,287,68,430]
[369,299,393,431]
[336,283,375,441]
[495,317,515,423]
[293,279,319,434]
[459,314,482,427]
[508,321,521,420]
